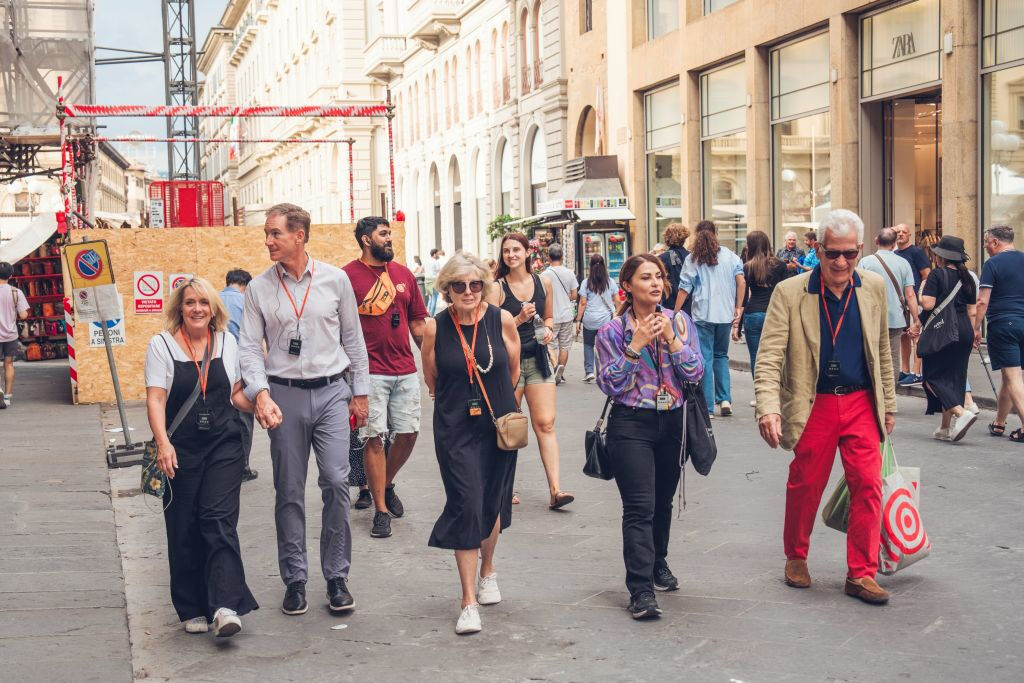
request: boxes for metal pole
[99,320,133,450]
[386,88,396,220]
[345,138,355,222]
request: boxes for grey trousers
[268,378,353,585]
[888,327,905,392]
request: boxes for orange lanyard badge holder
[278,262,315,356]
[452,307,486,417]
[820,280,854,379]
[181,329,214,431]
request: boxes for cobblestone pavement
[4,354,1023,682]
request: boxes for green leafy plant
[487,214,520,243]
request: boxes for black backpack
[660,248,686,308]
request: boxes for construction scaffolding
[0,0,93,183]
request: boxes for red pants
[785,390,882,578]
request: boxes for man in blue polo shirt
[975,225,1024,442]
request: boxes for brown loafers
[784,559,811,588]
[844,576,890,604]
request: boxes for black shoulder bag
[917,277,962,357]
[583,396,614,480]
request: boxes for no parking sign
[64,241,114,288]
[134,271,164,314]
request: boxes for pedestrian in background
[0,261,29,409]
[238,203,369,616]
[221,268,257,481]
[425,248,442,315]
[919,236,978,442]
[596,254,704,619]
[975,225,1024,442]
[411,254,427,304]
[343,216,428,539]
[675,220,745,418]
[755,209,897,606]
[421,252,521,635]
[144,277,259,637]
[895,223,932,386]
[734,230,785,378]
[575,253,620,382]
[798,231,819,272]
[488,233,574,509]
[540,243,579,384]
[658,223,691,316]
[858,228,922,395]
[775,231,805,280]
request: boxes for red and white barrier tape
[64,297,77,386]
[64,104,388,118]
[91,136,349,144]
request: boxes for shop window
[860,0,941,100]
[771,33,831,244]
[701,62,747,252]
[704,0,739,14]
[983,64,1024,250]
[982,0,1024,69]
[644,83,681,245]
[647,0,678,40]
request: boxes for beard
[370,242,394,262]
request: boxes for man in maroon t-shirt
[343,217,428,539]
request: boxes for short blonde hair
[436,251,493,302]
[165,277,229,334]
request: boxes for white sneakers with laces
[477,573,501,605]
[183,616,208,633]
[212,607,241,638]
[455,604,482,635]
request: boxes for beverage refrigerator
[577,228,630,282]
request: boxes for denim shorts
[516,355,554,388]
[987,317,1024,371]
[360,373,422,438]
[0,339,19,359]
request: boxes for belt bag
[473,366,528,451]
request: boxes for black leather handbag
[917,279,962,357]
[583,396,614,480]
[683,384,717,476]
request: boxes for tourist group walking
[137,200,1023,638]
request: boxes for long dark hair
[691,220,720,266]
[937,256,977,301]
[586,253,610,295]
[616,253,667,316]
[743,230,779,286]
[495,232,531,280]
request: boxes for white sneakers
[183,616,208,633]
[477,573,501,605]
[719,401,732,416]
[949,411,978,442]
[933,427,951,441]
[455,604,482,635]
[212,608,241,638]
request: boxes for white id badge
[656,391,672,411]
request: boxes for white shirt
[145,330,240,390]
[541,265,580,324]
[425,257,442,279]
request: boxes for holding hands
[255,390,284,430]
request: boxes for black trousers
[163,440,258,622]
[606,404,683,597]
[238,409,255,469]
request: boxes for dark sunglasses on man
[821,248,860,261]
[450,280,484,294]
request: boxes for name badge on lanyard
[278,261,315,358]
[821,281,854,382]
[197,409,213,431]
[656,390,672,411]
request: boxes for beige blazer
[754,268,897,451]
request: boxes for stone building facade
[565,0,1022,261]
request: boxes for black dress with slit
[428,305,518,550]
[920,268,976,414]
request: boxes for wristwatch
[623,346,642,361]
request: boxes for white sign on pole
[169,273,194,291]
[150,199,165,228]
[134,271,164,314]
[73,285,123,323]
[88,319,127,347]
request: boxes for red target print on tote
[883,487,928,555]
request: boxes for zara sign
[892,32,917,59]
[861,0,940,99]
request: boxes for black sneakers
[327,578,355,612]
[353,489,373,510]
[370,511,392,538]
[384,484,404,518]
[282,580,308,615]
[629,591,662,620]
[654,565,680,592]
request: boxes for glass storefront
[701,61,747,252]
[704,0,739,15]
[648,0,678,40]
[861,0,941,100]
[982,1,1024,249]
[645,83,681,245]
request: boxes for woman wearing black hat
[919,236,978,442]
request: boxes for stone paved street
[3,354,1023,681]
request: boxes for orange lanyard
[452,306,482,385]
[359,259,389,284]
[277,260,315,323]
[821,280,854,346]
[181,329,213,400]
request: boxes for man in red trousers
[754,209,897,605]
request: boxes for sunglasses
[822,249,860,261]
[450,280,484,294]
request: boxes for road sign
[169,273,194,290]
[88,319,126,347]
[150,198,165,228]
[64,241,114,288]
[134,271,164,314]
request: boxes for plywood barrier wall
[68,223,405,404]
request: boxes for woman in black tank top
[486,233,575,510]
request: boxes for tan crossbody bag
[473,366,529,451]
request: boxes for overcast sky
[94,1,226,174]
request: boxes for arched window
[449,156,463,251]
[430,164,442,249]
[413,82,420,141]
[501,23,509,103]
[451,56,459,124]
[432,68,439,132]
[474,149,488,246]
[576,105,597,157]
[443,62,451,128]
[490,30,499,107]
[465,47,474,118]
[529,129,548,214]
[519,9,530,93]
[497,139,512,215]
[533,0,543,85]
[475,41,483,112]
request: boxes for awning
[655,207,682,219]
[574,207,635,221]
[503,212,568,229]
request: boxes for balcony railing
[521,65,531,94]
[363,33,407,80]
[408,0,465,49]
[534,58,543,87]
[502,74,511,103]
